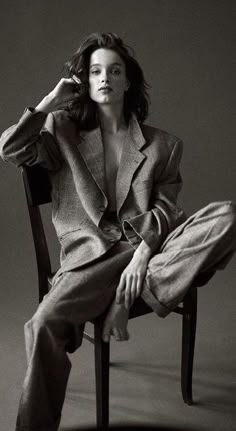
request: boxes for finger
[120,328,130,342]
[117,328,129,342]
[130,275,138,306]
[125,329,130,341]
[102,332,111,342]
[117,290,125,304]
[124,276,132,309]
[136,274,144,298]
[72,74,82,85]
[116,276,125,304]
[102,323,112,343]
[102,332,110,343]
[59,77,75,86]
[113,328,121,341]
[62,77,81,94]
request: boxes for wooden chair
[22,164,199,430]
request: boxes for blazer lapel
[116,115,146,216]
[77,115,147,217]
[78,127,107,200]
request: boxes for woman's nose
[101,70,109,83]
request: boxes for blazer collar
[78,114,147,214]
[127,113,146,150]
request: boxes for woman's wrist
[35,93,57,114]
[133,240,152,261]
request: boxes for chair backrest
[22,164,52,206]
[22,164,52,302]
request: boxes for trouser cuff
[141,282,171,318]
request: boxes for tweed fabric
[1,109,236,431]
[15,200,236,431]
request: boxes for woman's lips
[99,87,112,92]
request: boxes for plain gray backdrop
[1,0,235,297]
[0,1,235,429]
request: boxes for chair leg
[94,320,110,430]
[181,287,198,405]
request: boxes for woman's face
[88,48,129,106]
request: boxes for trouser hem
[141,281,171,318]
[15,415,61,431]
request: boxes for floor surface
[0,257,235,431]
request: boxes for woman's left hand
[116,242,152,309]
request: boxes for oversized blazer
[0,108,186,276]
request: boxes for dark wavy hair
[64,32,150,129]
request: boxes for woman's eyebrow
[89,62,123,68]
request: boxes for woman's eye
[90,69,100,75]
[111,69,121,75]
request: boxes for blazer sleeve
[122,139,186,253]
[0,108,62,171]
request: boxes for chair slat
[22,164,52,206]
[22,165,52,301]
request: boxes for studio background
[0,1,235,430]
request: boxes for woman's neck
[98,104,127,134]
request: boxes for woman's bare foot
[102,298,130,342]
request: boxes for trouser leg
[142,201,236,317]
[15,242,134,431]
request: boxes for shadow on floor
[60,426,199,431]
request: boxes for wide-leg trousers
[15,201,236,431]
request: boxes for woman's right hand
[35,77,82,113]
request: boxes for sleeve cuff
[21,107,48,121]
[122,219,161,253]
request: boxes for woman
[0,32,235,431]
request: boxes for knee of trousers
[207,200,236,231]
[24,303,85,353]
[24,306,66,347]
[24,313,49,347]
[219,201,236,230]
